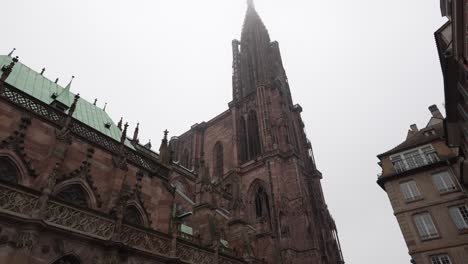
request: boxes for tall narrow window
[248,110,261,159]
[414,213,439,240]
[400,181,422,201]
[255,187,269,219]
[56,185,88,207]
[124,205,144,226]
[449,205,468,230]
[182,149,190,168]
[432,171,456,193]
[239,117,248,162]
[430,254,452,264]
[214,142,224,178]
[0,157,19,184]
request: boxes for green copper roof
[180,224,193,235]
[0,55,134,149]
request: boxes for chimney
[410,124,418,132]
[429,104,443,119]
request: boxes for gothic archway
[51,254,81,264]
[255,186,270,219]
[124,205,144,226]
[53,178,99,209]
[55,184,89,207]
[0,156,20,184]
[247,179,271,225]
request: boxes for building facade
[377,105,468,264]
[0,1,343,264]
[436,0,468,187]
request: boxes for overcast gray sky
[1,0,446,263]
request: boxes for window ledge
[405,197,424,204]
[420,235,441,242]
[439,189,458,196]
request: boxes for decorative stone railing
[0,183,245,263]
[118,224,171,256]
[44,200,116,239]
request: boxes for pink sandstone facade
[0,1,344,264]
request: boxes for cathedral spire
[247,0,255,9]
[235,1,272,99]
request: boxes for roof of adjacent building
[0,55,134,149]
[377,117,445,158]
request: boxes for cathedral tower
[170,1,345,263]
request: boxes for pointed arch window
[255,186,269,219]
[55,185,88,207]
[214,142,224,178]
[0,157,20,184]
[124,205,144,226]
[51,255,81,264]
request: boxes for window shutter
[414,213,438,239]
[414,214,428,237]
[449,206,468,230]
[400,181,421,201]
[432,173,445,191]
[432,171,456,192]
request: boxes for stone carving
[0,184,245,263]
[176,243,214,264]
[44,201,115,239]
[0,115,38,177]
[15,230,38,253]
[0,185,36,216]
[118,224,171,256]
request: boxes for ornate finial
[65,76,75,90]
[120,122,129,143]
[117,117,123,130]
[93,98,97,105]
[1,56,19,81]
[103,102,107,111]
[133,123,140,142]
[55,78,59,84]
[164,129,169,140]
[40,68,45,75]
[68,93,80,117]
[7,48,16,57]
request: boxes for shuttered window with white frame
[449,205,468,230]
[414,213,439,240]
[432,171,456,193]
[400,181,422,201]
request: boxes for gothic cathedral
[0,1,343,264]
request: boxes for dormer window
[50,93,69,112]
[390,145,439,173]
[424,129,436,137]
[104,122,112,129]
[50,100,69,112]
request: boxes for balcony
[392,152,439,174]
